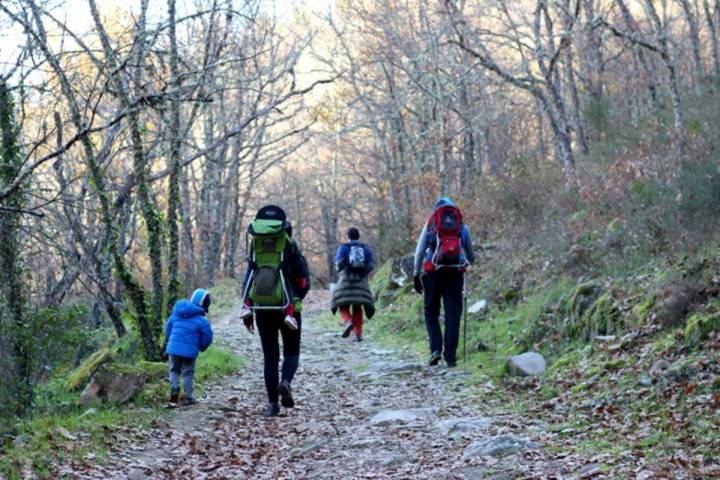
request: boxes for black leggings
[255,311,302,403]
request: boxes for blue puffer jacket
[165,300,213,358]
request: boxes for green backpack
[246,218,291,308]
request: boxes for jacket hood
[173,300,207,319]
[434,197,454,208]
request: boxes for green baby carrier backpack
[244,205,291,309]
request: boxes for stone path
[73,292,591,479]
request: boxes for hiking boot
[265,402,281,417]
[284,315,298,330]
[342,322,354,338]
[169,388,180,404]
[428,351,442,366]
[356,335,363,342]
[279,380,295,408]
[446,361,457,368]
[184,397,198,406]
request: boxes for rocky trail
[67,292,598,479]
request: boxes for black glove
[414,275,423,294]
[243,315,255,334]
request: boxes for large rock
[79,379,102,406]
[463,434,538,458]
[78,363,147,406]
[506,352,546,376]
[649,359,672,378]
[370,408,436,426]
[358,361,423,380]
[468,299,489,314]
[389,255,415,289]
[433,416,493,435]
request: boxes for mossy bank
[324,244,720,471]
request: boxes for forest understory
[2,0,720,478]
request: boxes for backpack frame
[426,205,468,270]
[240,219,292,311]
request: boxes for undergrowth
[0,279,244,479]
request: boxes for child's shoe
[356,335,363,342]
[265,402,280,417]
[169,388,180,404]
[341,322,353,338]
[284,315,298,330]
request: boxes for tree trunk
[89,0,163,360]
[703,0,720,77]
[0,79,32,414]
[166,0,182,310]
[642,0,688,155]
[678,0,705,87]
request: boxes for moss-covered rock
[373,257,415,307]
[137,361,167,382]
[634,294,656,323]
[78,363,147,406]
[502,288,521,304]
[587,294,622,336]
[653,280,706,327]
[569,283,603,322]
[66,348,113,391]
[568,292,622,341]
[604,358,625,372]
[684,312,720,345]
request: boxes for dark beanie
[347,227,360,240]
[255,205,286,221]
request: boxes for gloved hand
[239,305,253,321]
[243,315,254,334]
[284,315,298,331]
[413,275,423,294]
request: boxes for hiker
[165,288,214,405]
[331,227,376,341]
[413,198,475,367]
[239,205,310,417]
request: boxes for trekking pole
[463,270,468,364]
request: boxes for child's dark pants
[169,354,196,400]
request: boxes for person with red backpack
[413,198,475,367]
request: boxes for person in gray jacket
[413,198,475,367]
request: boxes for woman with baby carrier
[239,205,310,417]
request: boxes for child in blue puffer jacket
[165,288,214,405]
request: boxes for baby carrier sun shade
[241,216,292,311]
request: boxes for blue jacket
[165,300,213,358]
[335,240,376,274]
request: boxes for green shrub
[676,161,720,221]
[684,312,720,345]
[584,97,610,132]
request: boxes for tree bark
[166,0,182,310]
[0,79,32,414]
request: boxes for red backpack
[423,205,464,272]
